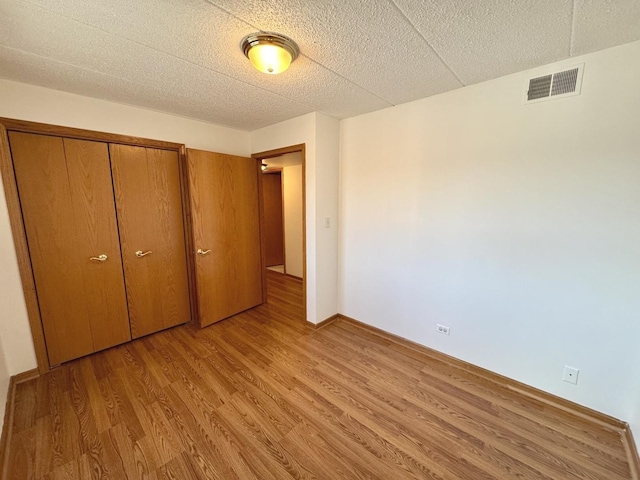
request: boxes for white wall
[0,336,10,425]
[283,165,304,278]
[251,112,340,324]
[631,384,640,443]
[0,79,251,388]
[339,40,640,422]
[0,170,38,377]
[0,173,31,428]
[315,114,340,323]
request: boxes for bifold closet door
[187,149,263,327]
[110,144,190,338]
[9,132,131,365]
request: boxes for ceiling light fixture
[261,162,268,171]
[241,32,299,75]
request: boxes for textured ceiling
[0,0,638,131]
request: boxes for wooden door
[10,132,131,365]
[262,172,284,266]
[187,149,263,327]
[110,144,191,338]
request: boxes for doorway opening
[253,144,306,322]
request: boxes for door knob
[135,250,152,258]
[197,248,212,256]
[90,254,108,262]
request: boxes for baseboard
[307,314,339,330]
[0,368,39,479]
[10,369,39,385]
[337,314,627,430]
[265,269,302,281]
[623,426,640,480]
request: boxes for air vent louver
[524,64,584,104]
[551,68,579,96]
[528,75,552,101]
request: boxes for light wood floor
[3,272,633,479]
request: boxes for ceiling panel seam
[0,44,282,130]
[294,56,394,107]
[0,44,346,129]
[18,0,320,113]
[569,0,577,56]
[203,0,395,106]
[0,44,189,102]
[202,0,263,35]
[0,47,259,130]
[386,0,465,87]
[9,0,636,130]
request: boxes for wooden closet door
[110,144,190,338]
[262,172,284,266]
[10,132,131,365]
[187,149,263,327]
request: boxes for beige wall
[339,40,640,422]
[251,112,340,324]
[0,79,251,155]
[0,338,9,425]
[252,113,317,323]
[0,169,38,377]
[283,165,303,278]
[314,114,340,323]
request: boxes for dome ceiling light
[241,32,300,74]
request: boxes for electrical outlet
[563,366,579,385]
[437,324,450,335]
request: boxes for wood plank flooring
[4,271,633,479]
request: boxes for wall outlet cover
[563,366,579,385]
[437,324,450,335]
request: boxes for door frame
[252,144,307,322]
[0,117,193,374]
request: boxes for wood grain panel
[2,272,636,479]
[187,149,263,327]
[63,139,132,353]
[178,145,200,325]
[262,171,284,267]
[110,144,190,338]
[0,117,182,150]
[10,133,130,365]
[625,427,640,479]
[0,126,50,374]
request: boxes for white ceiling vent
[524,64,584,104]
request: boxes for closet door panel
[110,144,190,338]
[63,139,132,353]
[10,133,131,365]
[187,149,263,327]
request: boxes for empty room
[0,0,639,478]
